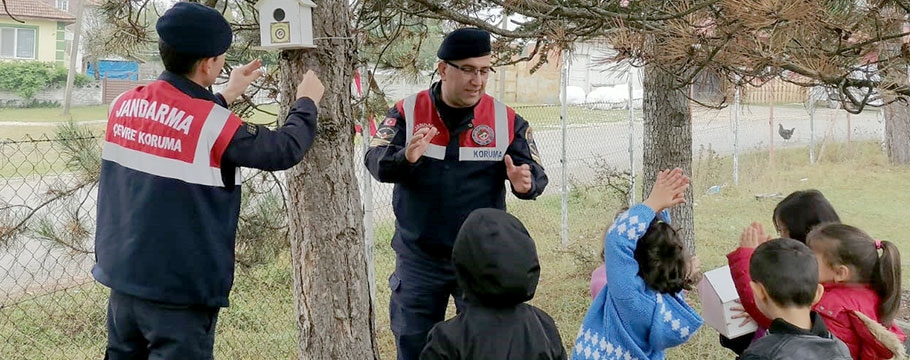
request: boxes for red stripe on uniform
[506,106,516,143]
[210,113,242,167]
[413,91,450,146]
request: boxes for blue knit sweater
[572,204,702,360]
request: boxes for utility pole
[63,0,84,115]
[497,12,507,99]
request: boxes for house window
[0,28,36,59]
[56,0,68,11]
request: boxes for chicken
[778,123,795,141]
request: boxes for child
[770,189,841,242]
[724,189,842,356]
[573,168,702,360]
[590,207,629,299]
[805,223,906,360]
[740,238,852,360]
[420,208,566,360]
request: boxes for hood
[453,208,540,307]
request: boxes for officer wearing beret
[92,2,325,359]
[365,27,548,360]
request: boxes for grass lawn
[1,141,907,359]
[0,106,110,123]
[242,103,633,129]
[0,124,106,178]
[512,103,635,129]
[0,101,628,138]
[0,104,281,126]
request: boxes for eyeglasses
[444,61,496,77]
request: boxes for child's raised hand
[644,168,690,212]
[739,222,771,249]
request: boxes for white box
[254,0,317,50]
[696,265,759,339]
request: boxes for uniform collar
[158,71,217,102]
[768,311,830,337]
[431,81,475,130]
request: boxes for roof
[253,0,316,9]
[0,0,76,22]
[701,265,740,303]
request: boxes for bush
[0,61,92,103]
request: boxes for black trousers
[719,332,755,358]
[104,290,220,360]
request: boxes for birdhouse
[254,0,317,49]
[696,265,758,339]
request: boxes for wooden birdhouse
[696,265,759,339]
[254,0,317,49]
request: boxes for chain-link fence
[0,90,885,358]
[0,131,297,359]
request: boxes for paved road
[0,104,883,302]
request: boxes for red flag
[354,70,378,137]
[354,71,363,135]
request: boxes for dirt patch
[898,289,910,323]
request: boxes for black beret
[437,28,492,61]
[156,2,232,58]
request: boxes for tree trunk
[641,63,696,253]
[884,102,910,165]
[278,0,378,358]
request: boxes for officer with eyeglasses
[364,27,548,360]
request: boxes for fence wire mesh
[0,94,885,358]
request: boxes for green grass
[0,124,106,178]
[0,104,282,126]
[513,103,635,128]
[0,106,110,123]
[244,103,633,129]
[1,141,907,359]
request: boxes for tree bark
[278,0,378,358]
[641,62,696,253]
[884,102,910,165]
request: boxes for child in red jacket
[805,223,906,360]
[730,222,906,360]
[724,190,842,356]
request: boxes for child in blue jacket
[573,168,703,360]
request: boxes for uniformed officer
[364,27,549,360]
[92,3,325,359]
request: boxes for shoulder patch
[370,126,397,147]
[245,122,259,135]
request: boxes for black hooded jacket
[420,208,566,360]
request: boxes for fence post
[809,88,816,165]
[627,67,636,206]
[879,107,886,154]
[359,68,376,304]
[559,50,570,249]
[846,110,852,152]
[733,79,741,185]
[769,78,775,164]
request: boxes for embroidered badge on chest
[471,124,494,146]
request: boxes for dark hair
[159,40,205,76]
[773,190,840,242]
[807,223,902,325]
[750,238,819,307]
[634,219,693,294]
